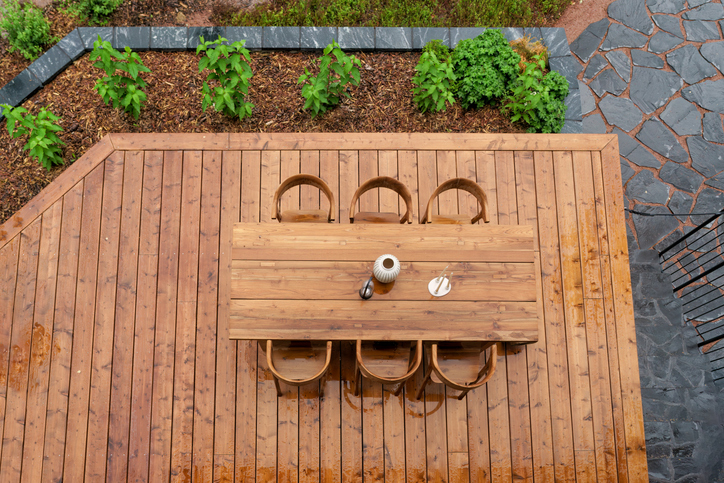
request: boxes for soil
[0,0,611,226]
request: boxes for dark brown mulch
[0,50,524,225]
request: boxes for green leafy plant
[422,39,450,62]
[197,35,255,120]
[298,41,361,118]
[1,104,65,171]
[82,0,123,24]
[452,29,521,109]
[412,50,456,113]
[503,53,569,133]
[0,0,51,60]
[90,35,151,119]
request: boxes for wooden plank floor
[0,133,647,482]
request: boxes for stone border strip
[0,26,582,131]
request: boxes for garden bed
[0,49,524,224]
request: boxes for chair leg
[393,381,405,397]
[457,387,470,400]
[354,362,361,397]
[415,366,433,401]
[274,376,282,397]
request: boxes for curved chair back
[421,178,489,224]
[354,340,422,396]
[415,341,497,400]
[272,174,335,223]
[349,176,413,224]
[266,340,333,396]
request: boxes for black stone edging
[1,25,582,129]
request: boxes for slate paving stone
[599,95,643,131]
[582,113,607,133]
[660,161,704,193]
[57,29,85,61]
[300,27,337,50]
[614,127,640,156]
[541,28,570,57]
[683,20,721,41]
[687,136,724,177]
[188,27,224,48]
[627,144,663,168]
[653,14,685,38]
[637,118,689,163]
[666,44,717,84]
[699,41,724,74]
[503,27,525,42]
[621,157,636,184]
[113,26,150,51]
[589,68,627,96]
[579,80,596,115]
[27,44,72,85]
[704,171,724,190]
[338,27,375,50]
[688,0,713,6]
[633,204,681,249]
[683,2,724,20]
[627,170,671,204]
[682,78,724,112]
[583,54,609,80]
[660,97,702,136]
[0,69,42,107]
[609,0,654,34]
[78,27,113,50]
[151,27,189,51]
[450,27,484,48]
[262,26,300,49]
[564,89,582,121]
[548,55,583,86]
[702,113,724,143]
[600,23,649,51]
[375,27,412,50]
[630,67,683,114]
[632,49,664,68]
[412,27,450,49]
[606,50,631,82]
[648,30,685,53]
[561,120,583,133]
[523,27,543,41]
[570,19,609,62]
[668,190,694,222]
[648,0,688,13]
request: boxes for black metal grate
[658,209,724,384]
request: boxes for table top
[227,223,540,342]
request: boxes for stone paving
[569,0,724,480]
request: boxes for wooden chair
[415,341,497,400]
[272,174,335,223]
[354,340,423,396]
[349,176,413,224]
[266,340,333,397]
[420,178,489,224]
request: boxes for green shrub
[412,50,456,113]
[422,39,450,62]
[90,36,151,119]
[81,0,123,24]
[298,41,361,118]
[1,104,65,171]
[197,35,255,120]
[0,0,51,60]
[452,29,521,109]
[503,54,569,133]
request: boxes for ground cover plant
[298,41,361,117]
[0,0,53,60]
[90,36,151,119]
[1,104,65,170]
[197,35,255,120]
[218,0,570,27]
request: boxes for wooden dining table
[227,223,540,342]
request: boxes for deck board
[0,133,647,482]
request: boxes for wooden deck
[0,133,646,482]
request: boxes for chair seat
[269,340,330,381]
[428,214,471,225]
[279,209,329,223]
[430,342,490,384]
[353,212,403,224]
[358,341,417,378]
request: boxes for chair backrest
[356,340,422,383]
[266,340,333,385]
[349,176,413,224]
[431,341,497,389]
[272,174,335,223]
[421,178,489,224]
